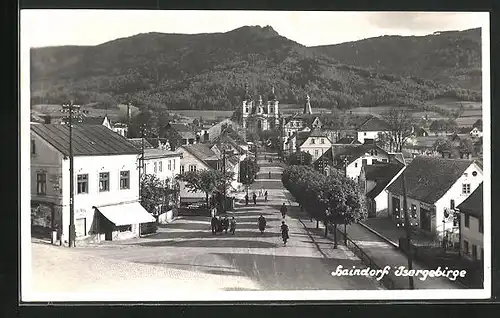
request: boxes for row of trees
[281,165,367,248]
[140,175,180,215]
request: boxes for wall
[460,213,483,261]
[299,137,332,162]
[346,152,390,180]
[434,162,483,238]
[59,153,141,242]
[387,193,425,229]
[178,147,211,198]
[158,209,175,224]
[357,131,380,143]
[374,191,389,217]
[143,154,181,185]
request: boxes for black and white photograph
[20,10,490,302]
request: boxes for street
[30,149,382,295]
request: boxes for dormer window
[310,138,315,144]
[320,138,324,144]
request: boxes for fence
[332,225,397,290]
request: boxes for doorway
[420,207,431,232]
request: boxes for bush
[140,222,158,235]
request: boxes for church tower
[303,93,313,115]
[267,85,279,129]
[241,83,253,128]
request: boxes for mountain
[30,25,481,112]
[312,28,481,91]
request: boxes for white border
[20,11,491,302]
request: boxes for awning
[95,202,156,226]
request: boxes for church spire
[303,93,312,115]
[268,85,276,101]
[244,83,252,101]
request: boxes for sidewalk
[361,217,436,246]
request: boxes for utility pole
[139,124,146,203]
[61,101,85,248]
[222,148,226,213]
[126,102,131,138]
[401,168,415,289]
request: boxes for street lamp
[61,101,86,248]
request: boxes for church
[240,85,280,132]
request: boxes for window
[245,107,249,113]
[464,240,469,254]
[173,159,176,171]
[472,171,478,177]
[154,162,157,173]
[315,149,319,156]
[36,173,46,195]
[462,183,471,194]
[77,174,89,194]
[364,132,367,136]
[310,138,315,144]
[463,172,468,177]
[320,138,325,144]
[119,171,129,190]
[479,218,483,233]
[354,163,358,168]
[381,159,388,163]
[189,165,197,172]
[168,160,172,171]
[31,140,36,155]
[99,172,110,192]
[465,214,470,228]
[270,107,274,113]
[411,204,417,218]
[472,244,478,260]
[180,165,185,174]
[159,161,162,172]
[450,199,455,210]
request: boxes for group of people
[211,215,236,235]
[245,189,268,205]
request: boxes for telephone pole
[401,168,415,289]
[61,101,86,248]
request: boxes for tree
[472,118,482,130]
[381,109,415,152]
[140,174,167,214]
[176,169,221,208]
[239,158,259,195]
[433,138,452,152]
[287,151,313,166]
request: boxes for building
[142,148,182,185]
[386,156,483,240]
[81,114,128,137]
[282,95,322,146]
[297,128,333,162]
[469,127,483,138]
[355,115,390,144]
[319,140,391,181]
[31,124,155,243]
[127,138,154,150]
[359,162,405,218]
[161,122,198,148]
[177,144,221,204]
[241,85,280,132]
[456,183,483,262]
[206,119,242,142]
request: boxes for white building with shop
[30,124,155,244]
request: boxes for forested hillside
[30,25,481,112]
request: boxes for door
[420,207,431,232]
[472,245,478,261]
[368,200,377,218]
[75,218,86,237]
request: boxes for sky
[21,10,487,48]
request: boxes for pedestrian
[253,192,257,205]
[211,215,218,235]
[264,190,268,202]
[223,216,229,234]
[280,202,287,218]
[230,217,236,235]
[258,214,267,233]
[269,171,272,179]
[260,187,264,197]
[245,193,249,206]
[281,221,290,246]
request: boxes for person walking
[281,221,290,246]
[230,217,236,235]
[245,193,249,206]
[258,214,267,234]
[211,215,218,235]
[280,202,287,219]
[253,192,257,205]
[268,171,272,179]
[222,216,229,234]
[264,190,268,202]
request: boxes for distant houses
[31,124,155,243]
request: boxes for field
[31,104,141,122]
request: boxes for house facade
[241,85,280,132]
[356,116,390,144]
[386,156,483,241]
[31,124,155,244]
[470,127,483,138]
[457,183,483,262]
[297,129,333,162]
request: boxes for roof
[386,156,477,204]
[333,144,388,166]
[182,144,219,164]
[457,183,483,219]
[31,124,140,156]
[388,152,406,165]
[168,123,196,139]
[357,116,390,132]
[308,128,328,138]
[143,148,182,160]
[127,138,154,149]
[81,116,105,125]
[335,137,361,145]
[364,163,404,199]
